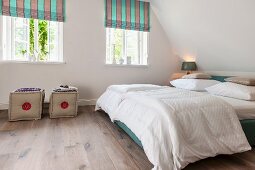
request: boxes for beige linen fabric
[8,90,45,121]
[225,77,255,86]
[49,92,78,118]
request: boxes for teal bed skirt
[240,119,255,146]
[115,121,143,148]
[115,120,255,147]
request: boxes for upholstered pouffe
[8,89,45,121]
[49,92,78,118]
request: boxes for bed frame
[114,76,255,147]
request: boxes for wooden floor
[0,106,254,170]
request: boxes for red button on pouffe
[22,102,32,111]
[61,101,69,109]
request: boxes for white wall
[0,0,179,106]
[151,0,255,72]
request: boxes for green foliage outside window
[114,29,122,61]
[38,20,48,60]
[29,19,35,57]
[27,19,48,61]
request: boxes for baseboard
[0,99,97,111]
[78,99,97,106]
[0,103,8,110]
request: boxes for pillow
[225,77,255,86]
[206,82,255,101]
[170,79,220,91]
[182,73,212,79]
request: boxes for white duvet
[97,86,251,170]
[96,84,167,119]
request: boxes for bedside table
[171,73,186,80]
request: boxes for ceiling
[150,0,255,72]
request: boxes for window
[2,16,63,62]
[106,28,148,66]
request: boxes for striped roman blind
[105,0,150,32]
[0,0,66,22]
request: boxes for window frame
[1,16,64,64]
[0,17,2,62]
[105,28,149,66]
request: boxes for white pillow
[206,82,255,101]
[170,79,221,91]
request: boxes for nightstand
[171,73,186,80]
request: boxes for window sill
[104,64,150,68]
[0,60,66,65]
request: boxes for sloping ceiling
[151,0,255,72]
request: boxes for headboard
[211,76,231,82]
[205,71,255,82]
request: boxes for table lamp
[181,62,197,74]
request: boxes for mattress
[215,96,255,120]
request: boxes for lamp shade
[181,62,197,71]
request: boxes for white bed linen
[112,87,251,170]
[108,84,166,93]
[95,84,167,120]
[215,96,255,120]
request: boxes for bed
[95,76,254,170]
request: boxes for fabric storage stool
[49,91,78,118]
[8,88,45,121]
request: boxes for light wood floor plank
[0,107,254,170]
